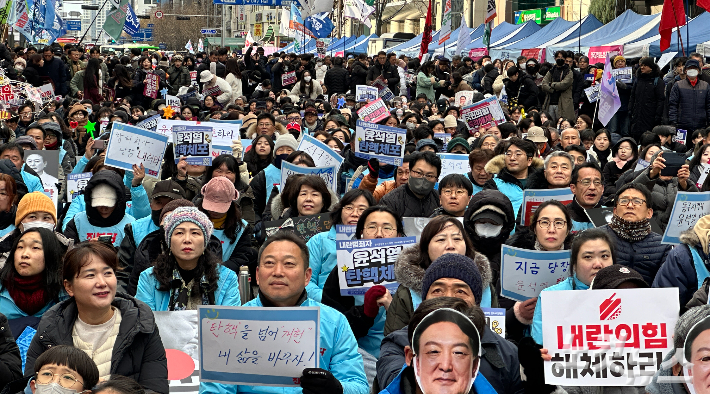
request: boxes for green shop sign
[514,6,562,24]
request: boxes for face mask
[688,69,699,78]
[15,65,23,71]
[412,355,476,394]
[274,153,289,169]
[406,122,416,130]
[316,62,322,67]
[556,58,565,66]
[474,222,502,238]
[408,177,435,196]
[86,108,92,116]
[396,110,404,117]
[35,382,79,395]
[304,76,311,82]
[151,209,162,226]
[22,221,55,231]
[519,63,526,70]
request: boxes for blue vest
[73,211,135,246]
[21,166,46,195]
[571,220,595,233]
[688,246,710,290]
[264,164,281,195]
[353,295,386,358]
[131,216,159,247]
[213,220,246,263]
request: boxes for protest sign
[198,306,320,387]
[143,72,159,99]
[611,67,632,84]
[434,133,452,147]
[468,48,488,61]
[358,98,390,123]
[25,150,59,207]
[0,84,14,102]
[136,114,161,131]
[337,236,415,296]
[455,90,475,107]
[657,51,678,70]
[584,85,600,103]
[212,122,242,147]
[157,119,242,148]
[460,96,506,134]
[588,45,622,65]
[263,213,332,243]
[282,71,297,86]
[67,172,92,203]
[674,129,687,145]
[335,224,357,241]
[155,311,200,393]
[211,145,233,158]
[520,188,574,227]
[297,134,344,169]
[662,192,710,244]
[634,158,650,172]
[697,164,710,189]
[105,122,169,177]
[542,288,679,386]
[165,94,181,108]
[354,120,406,166]
[482,308,506,338]
[190,71,197,85]
[521,48,544,62]
[438,153,471,182]
[405,72,416,85]
[280,161,337,194]
[355,85,378,103]
[500,245,571,301]
[379,87,395,102]
[38,83,54,102]
[173,125,213,166]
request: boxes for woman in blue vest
[194,154,256,226]
[0,173,19,238]
[136,207,240,311]
[249,133,298,225]
[64,170,135,247]
[196,176,256,274]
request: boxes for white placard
[657,52,678,70]
[67,172,92,203]
[280,161,338,194]
[661,192,710,244]
[437,153,471,182]
[355,85,378,103]
[104,122,169,177]
[500,245,571,301]
[297,134,344,169]
[165,94,181,108]
[156,119,242,148]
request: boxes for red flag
[699,0,710,12]
[419,0,432,60]
[659,0,686,52]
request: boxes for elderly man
[669,59,710,133]
[167,54,191,96]
[467,149,493,195]
[556,128,580,150]
[566,162,604,232]
[515,151,573,227]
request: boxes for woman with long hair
[290,70,323,100]
[416,61,441,102]
[108,64,133,100]
[243,134,274,178]
[225,58,243,105]
[82,58,103,104]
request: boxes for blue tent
[391,30,442,55]
[326,36,349,52]
[428,24,485,55]
[489,20,541,48]
[330,36,358,54]
[463,21,520,51]
[501,16,600,50]
[346,34,379,54]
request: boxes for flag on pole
[298,0,333,19]
[185,39,194,54]
[344,0,374,29]
[659,0,686,51]
[439,0,452,45]
[197,38,204,52]
[485,0,497,23]
[419,0,432,60]
[245,32,255,49]
[598,53,621,126]
[102,0,130,42]
[123,2,140,35]
[483,20,492,47]
[455,16,471,57]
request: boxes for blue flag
[123,2,139,35]
[304,12,333,38]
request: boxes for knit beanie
[15,192,57,226]
[447,137,470,153]
[273,134,298,155]
[163,206,213,245]
[159,199,196,225]
[421,253,483,305]
[415,138,438,152]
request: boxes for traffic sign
[159,43,167,50]
[66,20,81,31]
[201,29,217,34]
[155,10,163,19]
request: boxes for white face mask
[35,382,79,394]
[406,122,416,130]
[519,63,526,70]
[22,221,55,231]
[304,76,311,82]
[688,69,700,78]
[474,222,502,238]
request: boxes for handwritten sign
[460,96,506,134]
[661,192,710,244]
[611,67,632,84]
[165,94,181,108]
[67,172,92,203]
[264,213,332,243]
[482,307,506,338]
[542,288,679,386]
[280,161,337,194]
[282,71,297,87]
[354,120,406,166]
[588,45,623,65]
[358,98,389,123]
[211,121,242,147]
[337,236,415,296]
[143,72,159,99]
[105,122,169,177]
[297,134,344,169]
[173,125,213,166]
[454,90,475,107]
[520,188,574,226]
[438,153,471,182]
[500,245,571,301]
[198,306,320,387]
[355,85,378,103]
[136,114,161,131]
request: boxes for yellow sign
[254,23,262,37]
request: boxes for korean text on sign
[460,96,506,133]
[104,122,169,177]
[173,125,213,166]
[199,306,320,387]
[67,172,92,203]
[541,288,679,386]
[661,192,710,244]
[500,245,571,302]
[520,188,574,227]
[354,120,406,166]
[337,236,416,296]
[355,85,378,103]
[437,153,471,182]
[280,161,338,194]
[358,98,390,123]
[143,72,159,99]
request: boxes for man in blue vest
[0,142,44,195]
[118,180,186,272]
[200,231,368,394]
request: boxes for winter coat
[24,293,168,393]
[416,71,440,102]
[454,80,473,93]
[566,197,599,233]
[482,69,500,95]
[483,154,545,222]
[202,76,233,105]
[646,350,690,394]
[305,226,337,302]
[349,61,369,93]
[22,64,43,87]
[337,145,369,195]
[107,77,133,100]
[379,183,440,219]
[602,159,635,198]
[380,364,498,394]
[541,65,575,121]
[289,79,323,100]
[166,65,191,96]
[366,61,400,94]
[377,325,522,394]
[505,73,540,111]
[0,312,22,392]
[668,77,710,131]
[532,275,589,345]
[199,294,369,394]
[132,68,166,109]
[225,73,242,104]
[38,56,69,96]
[632,166,698,230]
[244,118,287,140]
[243,151,270,179]
[629,69,665,135]
[382,244,494,336]
[323,65,350,95]
[600,224,671,285]
[266,189,339,223]
[652,228,710,309]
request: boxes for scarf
[610,214,651,242]
[534,238,563,251]
[593,146,611,163]
[7,273,49,316]
[44,141,59,150]
[693,215,710,254]
[211,214,227,230]
[168,268,212,311]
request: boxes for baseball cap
[590,264,649,290]
[526,126,547,143]
[201,177,239,214]
[151,180,186,201]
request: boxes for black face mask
[151,209,162,226]
[556,59,565,66]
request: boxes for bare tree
[150,2,213,51]
[370,0,429,36]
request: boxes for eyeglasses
[396,169,409,176]
[618,197,646,206]
[36,370,83,389]
[287,116,300,122]
[537,219,567,230]
[442,188,467,197]
[618,146,633,151]
[505,150,526,158]
[364,224,395,235]
[257,123,273,128]
[411,169,437,181]
[578,179,602,187]
[343,205,367,214]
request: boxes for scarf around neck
[610,214,651,242]
[7,273,49,316]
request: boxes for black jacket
[482,69,499,95]
[0,312,22,392]
[38,56,69,96]
[24,293,168,393]
[379,184,440,219]
[336,145,368,195]
[505,72,539,111]
[629,69,665,136]
[321,267,375,340]
[600,225,671,285]
[669,77,710,131]
[22,65,43,87]
[323,65,350,95]
[350,61,369,93]
[366,61,400,94]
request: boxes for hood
[245,121,287,140]
[612,137,638,159]
[680,228,701,248]
[83,170,128,227]
[341,144,368,170]
[464,189,516,241]
[270,189,340,220]
[484,154,544,175]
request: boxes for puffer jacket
[244,118,287,140]
[24,293,168,393]
[0,312,22,391]
[349,60,368,93]
[629,68,665,136]
[504,72,539,111]
[653,228,710,309]
[323,64,350,95]
[376,325,522,394]
[483,154,545,222]
[382,244,494,336]
[631,164,698,231]
[669,77,710,131]
[379,183,440,219]
[600,224,671,285]
[482,68,500,95]
[566,197,599,233]
[166,65,191,96]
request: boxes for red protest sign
[522,48,545,61]
[588,45,623,65]
[0,85,14,102]
[358,98,389,123]
[282,71,296,87]
[143,72,159,99]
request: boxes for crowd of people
[0,40,708,394]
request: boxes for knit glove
[367,157,380,178]
[363,285,387,318]
[300,368,343,394]
[231,139,243,158]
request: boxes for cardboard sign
[455,90,475,107]
[482,307,506,338]
[25,150,59,207]
[542,288,679,386]
[358,98,390,123]
[280,161,338,194]
[355,85,378,103]
[173,125,213,166]
[143,72,159,99]
[520,188,574,227]
[588,45,623,65]
[611,67,632,84]
[337,236,415,296]
[263,213,332,243]
[165,94,181,108]
[354,120,406,166]
[661,192,710,244]
[282,71,297,86]
[198,306,320,387]
[105,122,169,177]
[438,153,471,182]
[460,96,506,134]
[297,134,344,169]
[500,245,572,302]
[67,172,92,203]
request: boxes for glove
[517,337,556,394]
[367,158,380,178]
[231,139,243,157]
[363,285,387,318]
[300,368,343,394]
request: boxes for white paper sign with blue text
[662,192,710,244]
[104,122,169,177]
[198,306,320,387]
[354,120,406,166]
[337,236,416,296]
[355,85,378,103]
[500,245,572,301]
[280,161,338,194]
[207,119,243,147]
[482,307,506,338]
[67,172,92,203]
[297,134,344,169]
[335,224,357,241]
[437,153,471,182]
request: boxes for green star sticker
[84,121,97,138]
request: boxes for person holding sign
[380,152,441,219]
[136,207,240,311]
[200,231,369,394]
